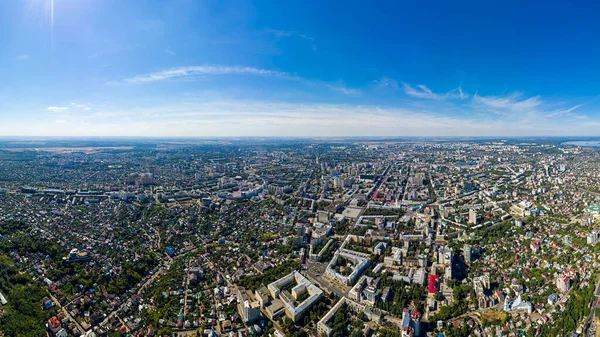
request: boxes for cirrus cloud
[110,64,359,95]
[402,82,466,100]
[115,65,291,85]
[47,106,68,112]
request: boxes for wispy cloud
[115,65,290,85]
[71,102,92,111]
[473,92,541,111]
[50,100,500,137]
[373,77,400,90]
[543,104,583,119]
[111,65,359,95]
[265,29,295,38]
[6,95,593,137]
[265,29,317,51]
[472,92,586,123]
[16,54,30,60]
[324,84,360,95]
[402,83,466,100]
[165,49,175,55]
[47,106,68,112]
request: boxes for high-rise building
[556,276,571,293]
[587,229,599,245]
[463,244,472,264]
[468,209,477,225]
[237,287,261,323]
[333,176,341,189]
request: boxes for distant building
[473,274,490,295]
[47,316,67,337]
[384,247,403,266]
[325,251,370,286]
[557,275,572,293]
[463,244,472,264]
[401,309,422,337]
[317,297,381,337]
[548,293,558,306]
[586,203,600,217]
[373,242,387,255]
[0,291,7,305]
[63,248,91,263]
[587,229,599,245]
[349,275,380,304]
[166,246,176,257]
[428,274,439,293]
[468,209,477,225]
[237,287,261,323]
[267,271,323,323]
[503,295,533,313]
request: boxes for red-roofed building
[428,274,439,293]
[47,316,61,334]
[401,308,422,337]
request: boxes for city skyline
[2,0,600,136]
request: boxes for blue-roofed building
[166,246,175,257]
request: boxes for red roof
[48,316,61,329]
[428,274,439,293]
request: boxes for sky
[2,0,600,137]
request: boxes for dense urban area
[2,137,600,337]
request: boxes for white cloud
[265,29,295,38]
[115,65,291,84]
[50,100,527,137]
[472,92,586,124]
[474,92,542,111]
[402,83,466,100]
[16,54,30,60]
[47,106,68,112]
[374,77,400,90]
[265,29,317,51]
[2,97,593,137]
[165,49,175,55]
[543,104,583,119]
[71,102,92,110]
[325,84,360,96]
[111,65,359,95]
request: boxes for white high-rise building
[468,209,477,225]
[463,244,472,264]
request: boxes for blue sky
[2,0,600,137]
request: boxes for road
[49,293,86,335]
[304,260,349,297]
[585,277,600,336]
